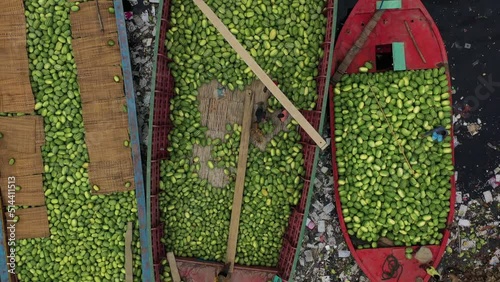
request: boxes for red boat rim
[328,1,456,281]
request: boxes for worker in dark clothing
[255,102,266,123]
[421,126,448,142]
[215,263,231,282]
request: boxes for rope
[381,254,403,281]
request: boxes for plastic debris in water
[318,220,326,233]
[490,256,499,266]
[460,239,476,250]
[306,218,316,230]
[458,205,468,217]
[338,250,351,258]
[304,250,314,262]
[458,219,471,227]
[467,123,481,136]
[483,191,493,203]
[456,191,463,204]
[323,203,335,214]
[488,176,500,188]
[125,11,133,20]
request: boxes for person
[215,263,231,282]
[255,102,266,123]
[421,126,448,142]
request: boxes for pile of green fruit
[160,0,326,266]
[12,1,142,281]
[165,0,326,111]
[160,126,305,266]
[334,67,454,248]
[158,0,326,267]
[159,259,173,282]
[259,119,275,135]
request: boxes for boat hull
[329,1,456,281]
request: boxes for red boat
[329,0,455,281]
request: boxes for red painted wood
[329,1,455,281]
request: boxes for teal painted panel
[376,0,402,9]
[392,42,406,71]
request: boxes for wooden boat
[329,0,455,281]
[148,0,337,281]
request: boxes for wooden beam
[225,90,254,272]
[166,252,181,282]
[193,0,327,150]
[404,21,426,64]
[125,222,133,282]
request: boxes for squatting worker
[255,102,266,123]
[421,125,448,142]
[215,263,231,282]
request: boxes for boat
[147,0,338,281]
[329,0,455,281]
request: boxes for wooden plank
[166,252,181,282]
[193,0,327,150]
[3,207,50,240]
[225,90,254,272]
[113,1,154,281]
[125,222,133,282]
[404,21,426,64]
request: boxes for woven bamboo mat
[70,1,134,194]
[0,116,48,239]
[0,174,45,207]
[3,206,50,240]
[0,3,34,113]
[80,97,129,129]
[194,80,288,188]
[70,1,118,38]
[0,116,45,180]
[0,116,43,154]
[76,66,125,103]
[72,36,122,68]
[0,152,44,177]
